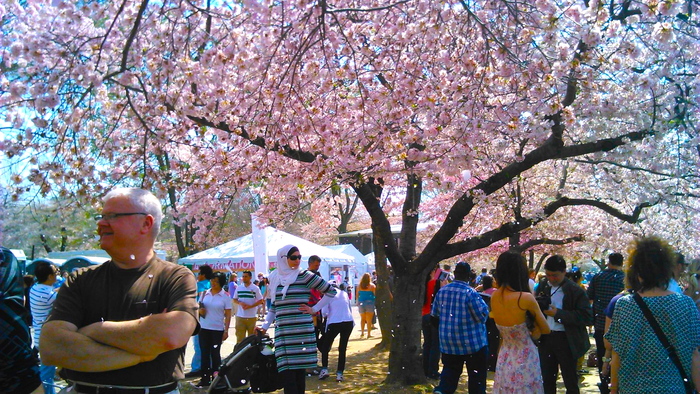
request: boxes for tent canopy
[49,249,167,261]
[325,244,367,266]
[325,244,368,285]
[178,227,355,274]
[62,256,110,273]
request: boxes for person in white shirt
[29,261,59,394]
[194,272,232,388]
[233,270,263,344]
[535,255,592,394]
[318,281,354,382]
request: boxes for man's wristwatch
[601,356,612,363]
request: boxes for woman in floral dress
[490,251,550,393]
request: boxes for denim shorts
[358,301,375,314]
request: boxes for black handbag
[632,293,697,394]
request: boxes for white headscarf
[268,244,301,300]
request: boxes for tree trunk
[534,253,549,273]
[372,224,393,350]
[40,234,52,253]
[385,272,425,385]
[60,227,67,251]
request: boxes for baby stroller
[208,333,282,394]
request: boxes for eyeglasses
[287,255,302,261]
[95,212,148,221]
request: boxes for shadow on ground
[180,334,601,394]
[180,338,433,394]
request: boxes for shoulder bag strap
[632,292,695,394]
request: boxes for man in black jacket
[535,255,593,394]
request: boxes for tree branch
[511,235,584,254]
[327,0,409,13]
[573,158,683,178]
[543,197,655,224]
[434,197,655,260]
[352,178,404,269]
[421,128,654,261]
[95,0,129,70]
[186,116,319,163]
[103,0,150,80]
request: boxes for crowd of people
[424,240,700,394]
[185,252,361,391]
[2,186,699,394]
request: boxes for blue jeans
[421,314,440,378]
[434,346,488,394]
[190,334,201,371]
[40,362,56,394]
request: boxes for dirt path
[181,307,604,393]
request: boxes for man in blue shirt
[431,262,489,394]
[186,264,213,378]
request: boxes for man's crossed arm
[41,311,197,372]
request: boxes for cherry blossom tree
[2,0,699,385]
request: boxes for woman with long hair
[356,272,376,338]
[606,237,700,394]
[258,245,337,394]
[193,271,232,388]
[490,251,550,393]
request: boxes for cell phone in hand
[438,271,450,282]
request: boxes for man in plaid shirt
[587,252,625,394]
[431,262,489,394]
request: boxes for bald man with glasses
[41,188,198,394]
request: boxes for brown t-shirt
[48,257,198,386]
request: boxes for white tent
[178,227,355,280]
[326,244,368,283]
[49,249,167,261]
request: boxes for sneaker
[318,368,330,380]
[191,378,211,389]
[336,372,343,382]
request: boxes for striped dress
[271,270,336,372]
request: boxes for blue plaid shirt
[431,280,489,355]
[587,268,625,331]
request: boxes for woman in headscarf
[258,245,337,394]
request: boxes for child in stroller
[208,333,282,394]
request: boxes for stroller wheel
[207,367,252,394]
[206,375,221,394]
